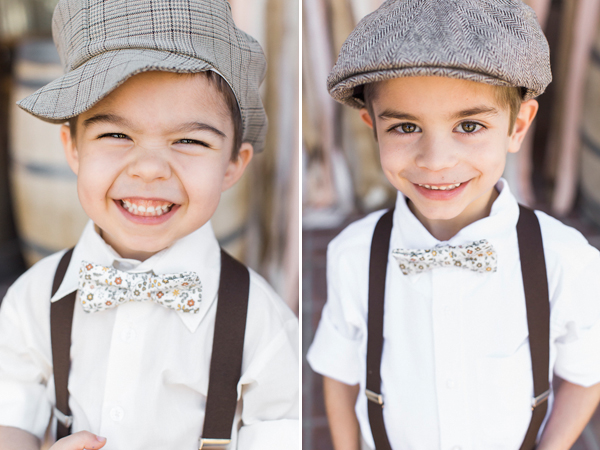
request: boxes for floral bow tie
[78,261,202,313]
[392,239,497,275]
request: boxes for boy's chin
[406,197,470,221]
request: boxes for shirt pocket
[474,335,533,447]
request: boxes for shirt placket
[98,302,149,438]
[432,268,471,450]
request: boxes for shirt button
[110,406,124,422]
[121,328,136,342]
[446,379,455,389]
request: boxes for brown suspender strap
[366,209,394,450]
[517,204,551,450]
[50,248,250,449]
[366,206,550,450]
[200,249,250,449]
[50,248,76,440]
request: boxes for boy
[307,1,600,449]
[0,0,298,449]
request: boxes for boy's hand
[49,432,107,450]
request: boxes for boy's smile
[360,76,537,240]
[61,71,252,260]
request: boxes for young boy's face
[360,76,537,236]
[61,71,252,260]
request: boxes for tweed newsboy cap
[328,0,552,108]
[17,0,268,152]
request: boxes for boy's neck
[408,187,499,242]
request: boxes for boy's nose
[126,146,172,182]
[414,135,459,172]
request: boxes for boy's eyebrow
[450,106,500,120]
[82,115,227,139]
[175,122,227,139]
[378,106,500,121]
[378,110,420,121]
[82,113,135,129]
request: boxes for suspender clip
[198,438,231,449]
[531,389,550,410]
[53,407,73,428]
[365,389,384,406]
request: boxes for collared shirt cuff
[307,314,361,385]
[236,419,299,450]
[0,383,51,440]
[554,318,600,387]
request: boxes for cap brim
[329,66,539,109]
[17,48,213,124]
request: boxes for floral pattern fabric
[78,261,202,313]
[392,239,497,275]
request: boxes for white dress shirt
[307,179,600,450]
[0,220,299,450]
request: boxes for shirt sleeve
[235,277,299,450]
[306,231,368,386]
[543,213,600,387]
[0,272,53,439]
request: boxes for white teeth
[120,200,174,216]
[418,183,462,191]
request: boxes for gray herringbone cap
[17,0,268,152]
[328,0,552,108]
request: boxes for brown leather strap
[50,248,75,440]
[50,248,251,445]
[366,210,394,450]
[201,249,250,443]
[517,205,550,450]
[366,205,550,449]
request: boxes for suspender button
[198,438,231,449]
[365,389,384,406]
[531,389,550,410]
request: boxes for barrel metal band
[531,389,550,410]
[365,389,384,406]
[53,408,73,428]
[198,438,231,449]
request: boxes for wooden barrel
[580,30,600,227]
[9,39,88,266]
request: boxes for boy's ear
[60,124,80,175]
[508,99,538,154]
[359,108,374,129]
[221,142,253,192]
[359,108,379,141]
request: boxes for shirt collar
[390,178,519,281]
[51,220,221,333]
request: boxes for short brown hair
[69,71,243,160]
[362,81,523,135]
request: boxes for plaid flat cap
[328,0,552,108]
[17,0,268,152]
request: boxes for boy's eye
[176,139,211,148]
[395,123,421,134]
[456,122,484,133]
[99,133,129,140]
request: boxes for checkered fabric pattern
[17,0,268,152]
[328,0,552,108]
